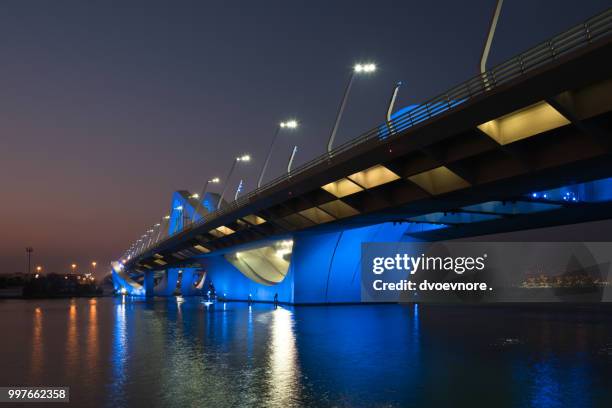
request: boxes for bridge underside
[112,174,612,303]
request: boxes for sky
[1,0,611,277]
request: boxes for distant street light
[155,219,166,243]
[217,154,251,209]
[145,228,155,247]
[327,62,377,152]
[257,120,299,188]
[25,247,33,277]
[91,261,97,275]
[71,263,77,274]
[192,177,221,223]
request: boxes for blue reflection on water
[109,297,128,407]
[33,298,611,407]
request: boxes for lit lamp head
[163,215,170,220]
[210,177,220,183]
[189,193,199,199]
[280,120,299,129]
[354,62,377,74]
[237,154,250,162]
[91,261,97,267]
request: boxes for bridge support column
[144,271,155,297]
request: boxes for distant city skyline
[1,0,611,276]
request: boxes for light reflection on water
[30,307,43,381]
[0,298,611,407]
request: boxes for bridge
[112,9,612,304]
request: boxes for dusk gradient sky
[1,0,611,276]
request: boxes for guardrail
[128,8,612,261]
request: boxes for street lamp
[173,205,190,232]
[257,120,299,188]
[145,228,155,247]
[71,263,77,274]
[327,62,377,153]
[155,218,167,243]
[91,261,97,275]
[217,154,251,209]
[192,177,220,223]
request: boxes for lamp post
[257,120,298,188]
[156,217,169,243]
[192,177,220,223]
[145,228,155,248]
[71,263,77,274]
[217,154,250,209]
[385,81,402,136]
[234,179,244,200]
[480,0,504,89]
[25,247,33,278]
[91,261,97,275]
[287,145,298,174]
[327,62,377,153]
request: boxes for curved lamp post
[218,154,250,209]
[327,62,376,153]
[257,120,298,188]
[191,177,220,223]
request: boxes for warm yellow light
[408,166,470,195]
[71,264,77,269]
[36,266,42,272]
[477,101,570,145]
[299,207,335,224]
[318,200,360,219]
[321,178,363,198]
[216,226,235,235]
[243,214,266,225]
[347,165,400,189]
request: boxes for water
[1,298,612,407]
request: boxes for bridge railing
[130,8,612,261]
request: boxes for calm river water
[1,297,612,407]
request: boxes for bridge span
[113,9,612,304]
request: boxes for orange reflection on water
[30,307,43,381]
[66,300,78,375]
[87,299,99,374]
